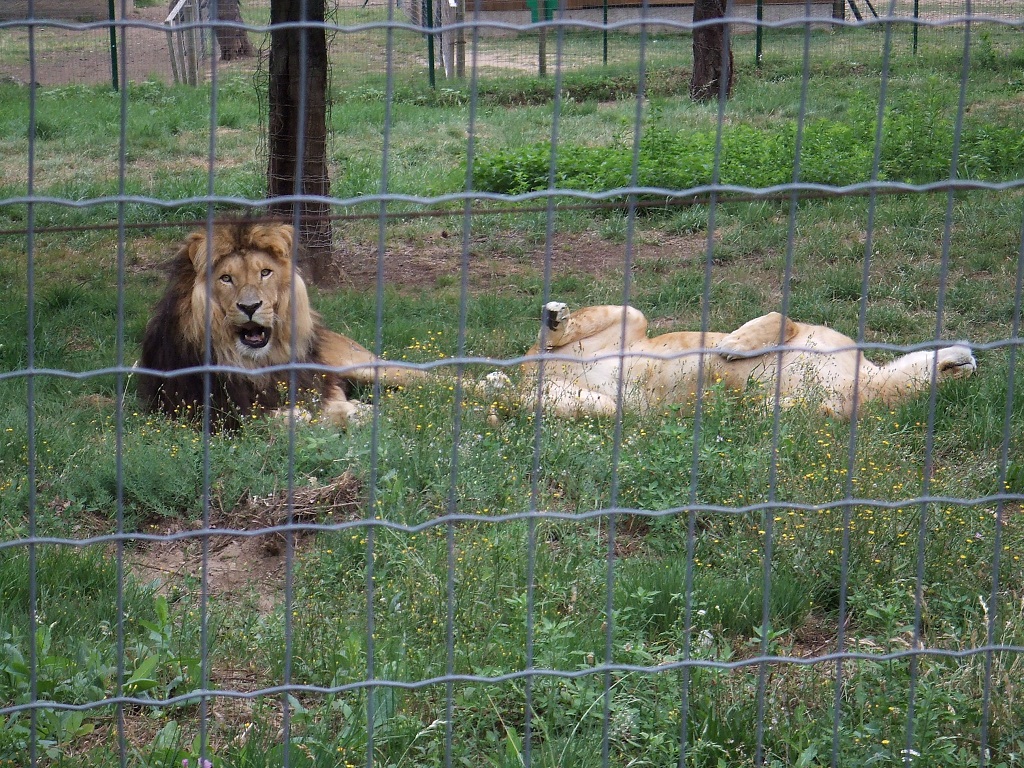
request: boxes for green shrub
[475,97,1024,197]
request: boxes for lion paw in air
[543,302,570,333]
[935,345,977,380]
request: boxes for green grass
[2,16,1024,768]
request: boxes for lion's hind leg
[717,312,800,361]
[318,329,428,388]
[934,345,977,380]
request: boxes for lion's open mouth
[238,322,271,350]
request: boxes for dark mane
[136,224,341,430]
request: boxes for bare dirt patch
[1,5,255,86]
[0,0,111,23]
[114,471,362,751]
[336,229,714,292]
[71,685,267,761]
[130,472,362,614]
[130,223,718,296]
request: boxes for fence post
[455,0,465,77]
[108,0,119,91]
[527,0,554,77]
[602,0,608,65]
[755,0,762,66]
[426,0,436,87]
[912,0,919,54]
[188,0,201,85]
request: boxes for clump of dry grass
[219,471,363,554]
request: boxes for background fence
[0,0,1022,87]
[2,0,1024,767]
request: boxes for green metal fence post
[603,0,608,65]
[426,0,436,88]
[912,0,919,54]
[108,0,119,91]
[755,0,763,67]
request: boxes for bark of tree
[689,0,733,103]
[267,0,332,284]
[212,0,254,61]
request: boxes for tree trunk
[212,0,254,61]
[689,0,733,103]
[267,0,332,284]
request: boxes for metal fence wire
[2,1,1024,767]
[1,1,1022,86]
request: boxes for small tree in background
[690,0,733,102]
[212,0,254,60]
[171,0,254,60]
[267,0,332,284]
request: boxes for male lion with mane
[138,220,424,428]
[486,302,976,420]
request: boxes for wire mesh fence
[2,0,1024,767]
[2,0,1023,87]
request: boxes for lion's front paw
[321,398,374,429]
[271,406,314,426]
[346,401,375,428]
[936,345,977,379]
[482,370,513,392]
[472,371,517,427]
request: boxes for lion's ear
[275,224,295,254]
[246,223,296,263]
[185,232,209,274]
[265,224,295,261]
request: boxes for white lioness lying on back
[490,302,976,420]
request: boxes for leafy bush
[475,99,1024,196]
[451,66,692,107]
[475,117,877,195]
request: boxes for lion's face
[183,223,316,369]
[212,250,286,360]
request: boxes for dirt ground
[1,5,179,86]
[0,0,394,87]
[4,0,1021,86]
[0,0,113,23]
[336,228,713,296]
[129,473,362,616]
[77,476,366,746]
